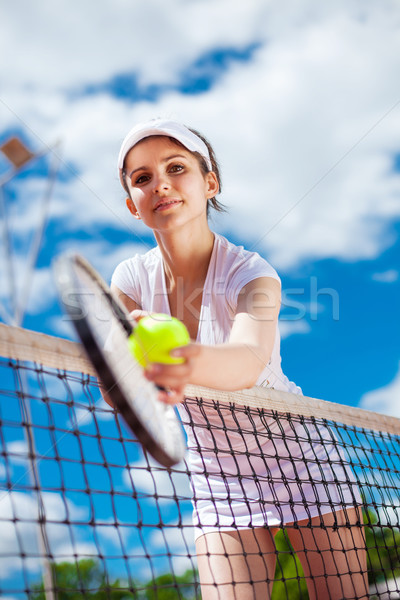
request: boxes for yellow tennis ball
[127,314,190,367]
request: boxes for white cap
[117,118,212,173]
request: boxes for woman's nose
[153,174,170,194]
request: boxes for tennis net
[0,323,399,599]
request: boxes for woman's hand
[130,309,151,321]
[144,343,202,404]
[130,310,198,403]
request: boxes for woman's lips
[154,199,182,212]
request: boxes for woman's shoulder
[211,233,281,313]
[115,245,160,270]
[111,246,161,285]
[214,233,280,280]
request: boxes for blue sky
[1,0,400,592]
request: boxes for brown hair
[121,128,226,218]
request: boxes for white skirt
[179,401,361,541]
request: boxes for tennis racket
[53,253,186,467]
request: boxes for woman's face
[123,136,218,232]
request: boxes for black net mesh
[0,356,400,599]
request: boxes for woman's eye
[135,174,150,185]
[169,164,184,173]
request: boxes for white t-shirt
[111,232,301,395]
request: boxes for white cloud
[54,238,148,283]
[0,254,55,326]
[5,440,29,465]
[1,0,399,279]
[72,397,115,428]
[372,269,399,283]
[279,319,311,339]
[0,0,272,91]
[360,362,400,418]
[0,491,91,577]
[0,200,147,327]
[123,456,191,503]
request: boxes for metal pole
[15,141,62,326]
[0,137,61,599]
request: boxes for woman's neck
[155,225,215,288]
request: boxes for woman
[111,118,368,599]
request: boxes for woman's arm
[145,277,281,401]
[110,283,141,313]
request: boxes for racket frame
[54,253,186,467]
